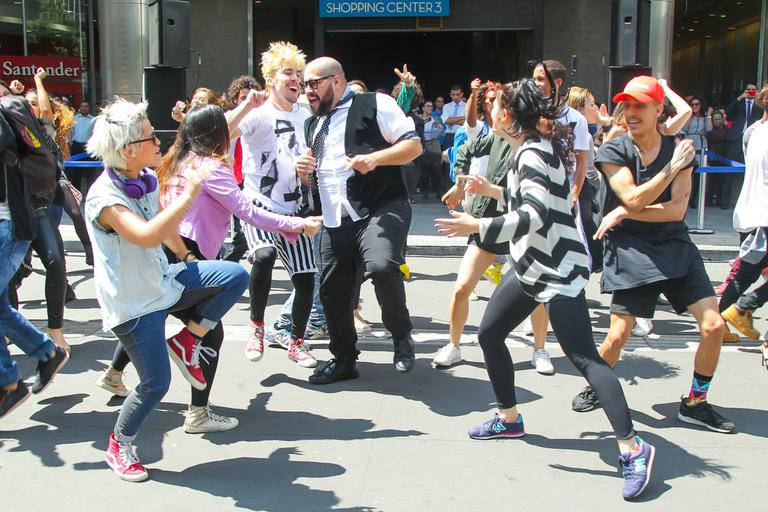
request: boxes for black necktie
[746,100,753,120]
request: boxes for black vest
[304,93,408,218]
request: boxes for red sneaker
[244,321,265,362]
[166,329,207,390]
[105,433,148,482]
[288,338,317,368]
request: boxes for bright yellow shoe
[399,263,411,281]
[483,263,504,286]
[722,326,741,343]
[721,305,761,340]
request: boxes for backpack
[0,95,58,195]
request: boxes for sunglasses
[302,75,335,91]
[691,102,701,106]
[128,132,158,145]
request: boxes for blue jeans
[112,260,248,441]
[0,219,56,388]
[274,231,325,330]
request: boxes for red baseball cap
[613,75,665,104]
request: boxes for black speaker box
[610,0,651,67]
[143,66,185,138]
[148,0,190,68]
[609,65,652,107]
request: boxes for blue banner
[320,1,449,18]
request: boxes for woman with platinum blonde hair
[85,98,248,482]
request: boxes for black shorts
[610,268,715,318]
[468,233,509,256]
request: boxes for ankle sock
[687,371,712,403]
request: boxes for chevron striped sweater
[478,135,591,301]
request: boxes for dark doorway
[324,30,533,101]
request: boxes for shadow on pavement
[150,448,377,511]
[260,360,543,417]
[523,430,732,502]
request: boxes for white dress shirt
[441,100,466,134]
[311,88,417,228]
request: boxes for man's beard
[314,89,335,116]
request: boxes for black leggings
[248,247,276,323]
[58,182,92,261]
[478,271,635,440]
[248,245,315,339]
[109,238,226,407]
[31,204,67,329]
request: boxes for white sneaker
[96,367,130,397]
[632,318,654,337]
[522,317,534,336]
[184,403,239,433]
[432,343,462,367]
[531,348,554,375]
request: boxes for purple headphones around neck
[106,167,157,199]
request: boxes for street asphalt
[2,201,766,511]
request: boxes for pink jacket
[161,155,303,259]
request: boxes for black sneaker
[572,385,601,412]
[678,398,736,433]
[31,346,70,394]
[0,380,30,420]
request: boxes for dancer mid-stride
[436,79,655,500]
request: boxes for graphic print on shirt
[258,119,301,203]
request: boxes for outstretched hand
[435,210,481,238]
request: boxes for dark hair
[157,104,230,192]
[689,95,707,116]
[226,75,262,110]
[540,59,566,83]
[450,84,463,92]
[477,81,496,119]
[348,79,368,93]
[391,81,424,108]
[499,79,573,171]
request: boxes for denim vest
[85,170,185,330]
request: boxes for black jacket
[726,98,764,142]
[0,113,36,240]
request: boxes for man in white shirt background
[441,85,466,150]
[296,57,423,385]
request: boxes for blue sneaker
[265,326,291,350]
[619,437,656,500]
[468,413,525,440]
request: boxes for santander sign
[0,55,82,79]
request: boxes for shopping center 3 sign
[320,0,449,17]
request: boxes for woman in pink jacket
[96,104,321,433]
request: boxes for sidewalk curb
[64,239,739,261]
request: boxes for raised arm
[33,68,53,121]
[658,79,691,135]
[226,89,267,140]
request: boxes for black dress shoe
[31,346,70,394]
[309,359,359,385]
[393,335,415,373]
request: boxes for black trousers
[320,198,413,361]
[479,271,635,440]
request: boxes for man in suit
[723,84,763,208]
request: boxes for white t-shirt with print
[239,101,310,215]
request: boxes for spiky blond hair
[260,41,306,90]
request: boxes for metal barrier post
[690,147,715,234]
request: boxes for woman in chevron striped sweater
[436,79,655,501]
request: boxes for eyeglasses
[302,75,334,90]
[691,102,701,106]
[128,132,158,145]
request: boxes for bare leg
[448,246,497,347]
